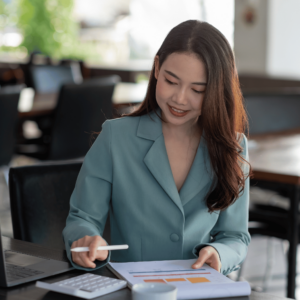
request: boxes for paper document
[108,259,251,299]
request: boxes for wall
[267,0,300,78]
[234,0,300,79]
[234,0,268,75]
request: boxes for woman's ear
[154,55,160,80]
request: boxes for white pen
[71,244,129,252]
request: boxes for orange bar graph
[187,277,210,283]
[165,278,186,282]
[144,279,166,283]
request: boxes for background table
[249,129,300,299]
[18,82,146,118]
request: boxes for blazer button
[170,233,179,242]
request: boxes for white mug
[132,282,177,300]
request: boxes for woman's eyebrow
[164,70,207,85]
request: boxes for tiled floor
[0,157,297,299]
[234,236,290,297]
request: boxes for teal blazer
[63,110,250,275]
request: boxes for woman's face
[155,52,207,129]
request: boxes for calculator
[36,273,127,299]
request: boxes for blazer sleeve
[192,134,251,275]
[62,121,113,271]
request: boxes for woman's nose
[173,88,188,105]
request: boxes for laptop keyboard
[5,263,44,281]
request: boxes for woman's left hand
[191,246,221,272]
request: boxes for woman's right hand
[71,235,109,268]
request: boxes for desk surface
[0,237,288,300]
[0,268,290,300]
[19,82,147,118]
[249,129,300,185]
[0,238,291,300]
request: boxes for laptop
[30,64,82,94]
[0,228,74,287]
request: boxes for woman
[63,20,251,275]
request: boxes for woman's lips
[168,105,189,117]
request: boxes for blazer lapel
[137,111,184,215]
[179,137,214,207]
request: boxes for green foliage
[0,0,101,61]
[0,2,5,28]
[17,0,84,59]
[0,0,17,30]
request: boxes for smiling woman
[127,20,249,211]
[63,20,251,278]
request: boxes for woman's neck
[162,116,202,142]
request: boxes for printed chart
[109,259,231,287]
[130,268,212,284]
[108,259,251,299]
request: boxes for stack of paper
[108,259,251,299]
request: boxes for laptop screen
[30,65,76,94]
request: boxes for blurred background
[0,0,235,64]
[1,0,300,299]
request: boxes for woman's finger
[76,254,94,268]
[72,252,85,267]
[78,252,96,268]
[89,236,109,262]
[192,249,210,269]
[71,240,78,263]
[70,235,109,267]
[89,236,102,261]
[208,258,221,272]
[71,236,96,268]
[95,249,109,261]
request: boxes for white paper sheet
[108,259,251,299]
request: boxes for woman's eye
[193,89,205,94]
[165,78,176,85]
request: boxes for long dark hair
[126,20,250,212]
